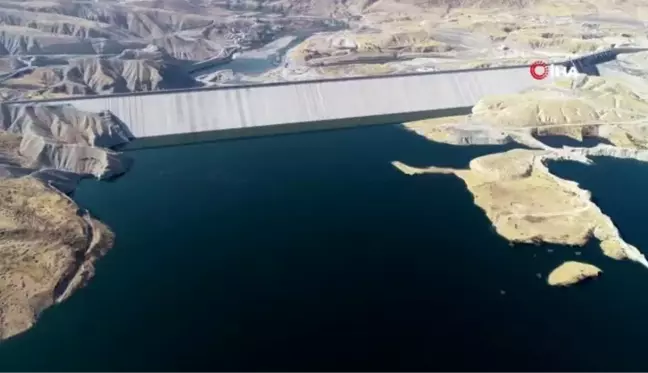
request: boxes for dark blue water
[535,135,611,148]
[1,125,648,371]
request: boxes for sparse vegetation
[0,177,115,340]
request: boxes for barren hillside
[1,0,646,94]
[0,0,346,99]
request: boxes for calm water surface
[0,125,648,371]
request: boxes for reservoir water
[1,125,648,371]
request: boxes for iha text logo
[529,61,579,80]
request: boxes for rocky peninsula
[393,57,648,285]
[0,103,131,340]
[392,148,648,266]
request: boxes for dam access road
[6,48,647,146]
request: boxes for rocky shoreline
[393,69,648,285]
[0,103,131,340]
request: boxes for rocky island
[548,261,602,286]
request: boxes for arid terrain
[1,0,648,341]
[394,60,648,286]
[0,0,647,92]
[0,104,131,340]
[0,0,345,98]
[258,0,648,81]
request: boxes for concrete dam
[7,48,645,145]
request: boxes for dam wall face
[7,47,645,142]
[10,66,543,140]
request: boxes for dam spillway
[7,48,645,144]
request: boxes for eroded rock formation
[0,103,131,340]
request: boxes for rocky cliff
[0,102,131,340]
